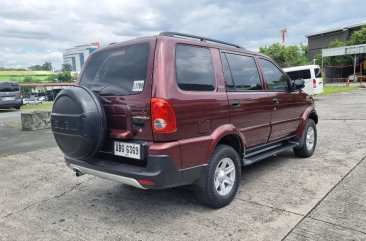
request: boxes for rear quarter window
[175,45,216,91]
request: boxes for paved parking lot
[0,110,56,156]
[1,89,366,241]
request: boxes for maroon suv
[51,32,318,208]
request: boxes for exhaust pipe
[73,168,84,177]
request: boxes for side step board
[242,141,299,166]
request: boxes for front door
[258,58,302,141]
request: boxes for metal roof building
[306,23,365,59]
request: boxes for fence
[323,65,365,86]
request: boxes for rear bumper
[0,100,22,108]
[65,154,206,189]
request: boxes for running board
[242,141,299,166]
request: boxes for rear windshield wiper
[92,87,112,104]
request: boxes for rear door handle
[273,98,280,104]
[231,99,240,107]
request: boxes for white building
[63,42,99,73]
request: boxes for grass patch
[0,71,54,82]
[0,75,53,82]
[319,85,359,96]
[20,101,54,111]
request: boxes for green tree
[259,43,309,68]
[42,62,53,71]
[57,71,73,82]
[347,25,366,45]
[324,39,353,66]
[46,74,58,82]
[28,65,43,71]
[22,76,33,83]
[62,63,72,72]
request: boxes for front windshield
[80,43,150,96]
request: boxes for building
[306,23,364,59]
[63,42,99,73]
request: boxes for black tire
[15,106,20,110]
[195,144,241,208]
[293,119,317,158]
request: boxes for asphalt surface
[1,89,366,240]
[0,109,56,156]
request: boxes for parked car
[23,97,43,105]
[347,73,364,82]
[51,32,318,208]
[37,96,47,101]
[283,65,324,95]
[0,82,23,109]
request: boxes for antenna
[280,28,287,46]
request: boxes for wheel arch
[207,124,246,165]
[294,106,318,140]
[217,134,244,155]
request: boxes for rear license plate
[114,141,141,160]
[2,97,15,101]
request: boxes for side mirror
[292,79,305,91]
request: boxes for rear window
[315,68,322,78]
[175,45,215,91]
[285,69,311,80]
[80,43,150,96]
[0,83,20,92]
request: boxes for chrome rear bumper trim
[69,164,146,189]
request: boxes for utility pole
[281,28,287,46]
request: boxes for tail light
[151,98,177,133]
[313,79,317,88]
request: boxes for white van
[283,65,324,95]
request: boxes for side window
[286,70,311,80]
[176,45,215,91]
[259,59,289,91]
[222,53,262,91]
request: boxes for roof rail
[159,32,244,49]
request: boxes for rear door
[313,67,324,94]
[258,58,302,141]
[222,52,272,148]
[79,39,156,141]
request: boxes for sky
[0,0,365,70]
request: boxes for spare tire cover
[51,86,106,159]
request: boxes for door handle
[231,99,240,107]
[273,98,280,104]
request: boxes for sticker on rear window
[132,80,144,92]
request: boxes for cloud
[0,48,62,68]
[0,0,365,69]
